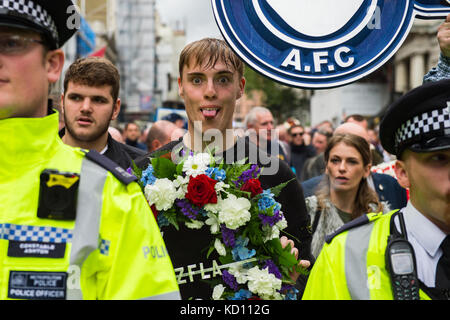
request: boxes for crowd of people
[0,0,449,301]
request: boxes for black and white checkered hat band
[395,105,450,149]
[0,0,58,45]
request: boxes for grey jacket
[306,195,391,258]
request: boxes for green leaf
[163,211,180,231]
[130,160,144,188]
[176,160,184,176]
[218,254,234,265]
[271,178,295,197]
[151,157,176,179]
[218,159,225,171]
[266,239,298,268]
[207,245,215,259]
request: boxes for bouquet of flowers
[133,150,305,300]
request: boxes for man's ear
[151,139,162,151]
[111,98,121,121]
[394,160,411,189]
[45,49,65,84]
[236,77,246,99]
[178,77,184,99]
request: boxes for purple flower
[221,224,236,247]
[258,210,283,227]
[175,199,200,220]
[264,260,282,279]
[222,270,238,291]
[233,164,260,187]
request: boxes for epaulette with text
[84,150,138,185]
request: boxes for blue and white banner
[212,0,450,89]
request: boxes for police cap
[0,0,79,49]
[379,79,450,157]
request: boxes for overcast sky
[156,0,222,42]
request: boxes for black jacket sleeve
[259,158,313,263]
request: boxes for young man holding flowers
[135,38,312,299]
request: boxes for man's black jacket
[59,128,146,170]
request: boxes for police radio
[385,211,420,300]
[37,169,79,220]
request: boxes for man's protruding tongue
[202,108,218,118]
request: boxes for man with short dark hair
[60,57,146,169]
[124,122,147,151]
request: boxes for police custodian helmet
[0,0,79,49]
[380,79,450,158]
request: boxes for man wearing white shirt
[303,79,450,300]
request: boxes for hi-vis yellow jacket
[302,211,431,300]
[0,112,180,300]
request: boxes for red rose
[240,178,263,198]
[185,174,218,207]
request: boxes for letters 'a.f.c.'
[212,0,450,89]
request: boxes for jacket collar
[0,111,61,168]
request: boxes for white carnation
[214,181,230,192]
[173,175,189,198]
[276,214,288,230]
[246,266,282,299]
[204,196,223,214]
[182,153,211,177]
[205,212,220,234]
[218,194,251,230]
[262,224,280,243]
[144,178,177,211]
[214,239,227,256]
[212,284,225,300]
[228,264,248,284]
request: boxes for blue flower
[140,165,156,186]
[157,213,170,228]
[257,189,281,212]
[205,167,226,181]
[231,236,256,261]
[281,285,299,300]
[228,289,253,300]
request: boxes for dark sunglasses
[291,132,304,137]
[0,35,44,55]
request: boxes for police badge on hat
[212,0,450,89]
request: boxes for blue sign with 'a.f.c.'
[212,0,450,89]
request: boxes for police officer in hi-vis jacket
[0,0,179,300]
[303,79,450,300]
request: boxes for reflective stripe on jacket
[302,211,431,300]
[0,112,180,300]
